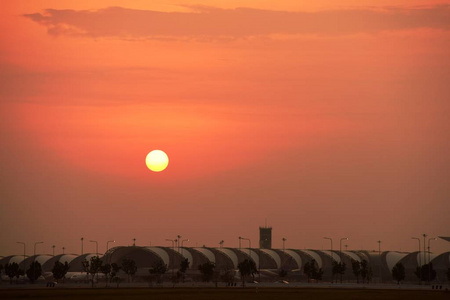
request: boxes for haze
[0,0,449,257]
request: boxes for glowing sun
[145,150,169,172]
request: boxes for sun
[145,150,169,172]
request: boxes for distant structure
[259,225,272,249]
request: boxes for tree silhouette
[100,264,111,287]
[391,262,405,284]
[149,259,167,284]
[5,262,20,284]
[52,261,70,283]
[360,259,370,284]
[414,263,436,282]
[303,259,323,282]
[237,259,257,287]
[221,268,236,286]
[332,261,346,283]
[179,258,190,282]
[82,256,103,287]
[351,260,361,283]
[110,263,121,287]
[121,258,137,283]
[26,261,42,283]
[198,261,215,282]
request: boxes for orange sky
[1,0,449,256]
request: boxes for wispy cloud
[24,5,450,40]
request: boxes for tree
[198,261,216,283]
[179,258,190,282]
[360,260,370,284]
[100,264,111,287]
[110,263,121,288]
[82,256,103,287]
[237,259,257,287]
[351,260,361,283]
[52,261,70,283]
[26,261,42,283]
[149,259,167,285]
[16,269,25,283]
[304,260,323,282]
[332,261,346,283]
[391,262,405,284]
[5,263,19,284]
[121,258,137,283]
[414,263,436,282]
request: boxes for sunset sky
[1,0,449,257]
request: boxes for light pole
[166,239,176,277]
[282,238,287,251]
[427,237,437,283]
[240,237,251,256]
[17,242,26,263]
[181,239,189,256]
[412,237,421,280]
[219,240,224,248]
[323,237,333,282]
[106,240,115,252]
[339,237,348,283]
[177,235,182,251]
[377,240,382,283]
[90,240,98,256]
[422,234,427,269]
[81,237,84,255]
[34,241,43,256]
[133,238,136,246]
[52,245,56,256]
[62,246,65,254]
[238,236,242,249]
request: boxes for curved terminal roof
[386,252,408,271]
[342,251,361,262]
[319,250,341,263]
[299,250,323,268]
[260,249,281,269]
[173,247,194,265]
[144,247,170,266]
[0,255,26,265]
[284,250,302,269]
[238,249,259,268]
[216,248,238,268]
[192,248,215,263]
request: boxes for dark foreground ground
[0,288,448,300]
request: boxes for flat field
[0,288,448,300]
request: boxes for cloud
[24,5,450,40]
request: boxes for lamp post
[323,237,333,282]
[81,237,84,255]
[377,240,382,283]
[133,238,136,246]
[106,240,115,252]
[181,239,189,256]
[90,240,98,256]
[219,240,224,248]
[427,237,437,283]
[177,235,182,251]
[339,238,348,283]
[166,239,176,277]
[62,247,65,254]
[240,237,251,256]
[34,241,43,256]
[282,238,287,251]
[17,242,26,263]
[52,245,56,256]
[422,234,427,269]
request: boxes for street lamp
[90,240,98,256]
[282,238,287,251]
[106,240,115,252]
[411,237,421,266]
[240,237,251,256]
[238,236,242,250]
[17,242,26,263]
[34,241,43,256]
[377,240,382,283]
[427,237,437,282]
[81,237,84,255]
[62,246,65,254]
[339,238,348,283]
[177,235,182,250]
[323,237,333,282]
[165,239,176,276]
[52,245,56,256]
[219,240,224,248]
[133,238,136,246]
[422,234,427,268]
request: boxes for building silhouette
[259,225,272,249]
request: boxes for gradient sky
[1,1,449,257]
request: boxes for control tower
[259,225,272,249]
